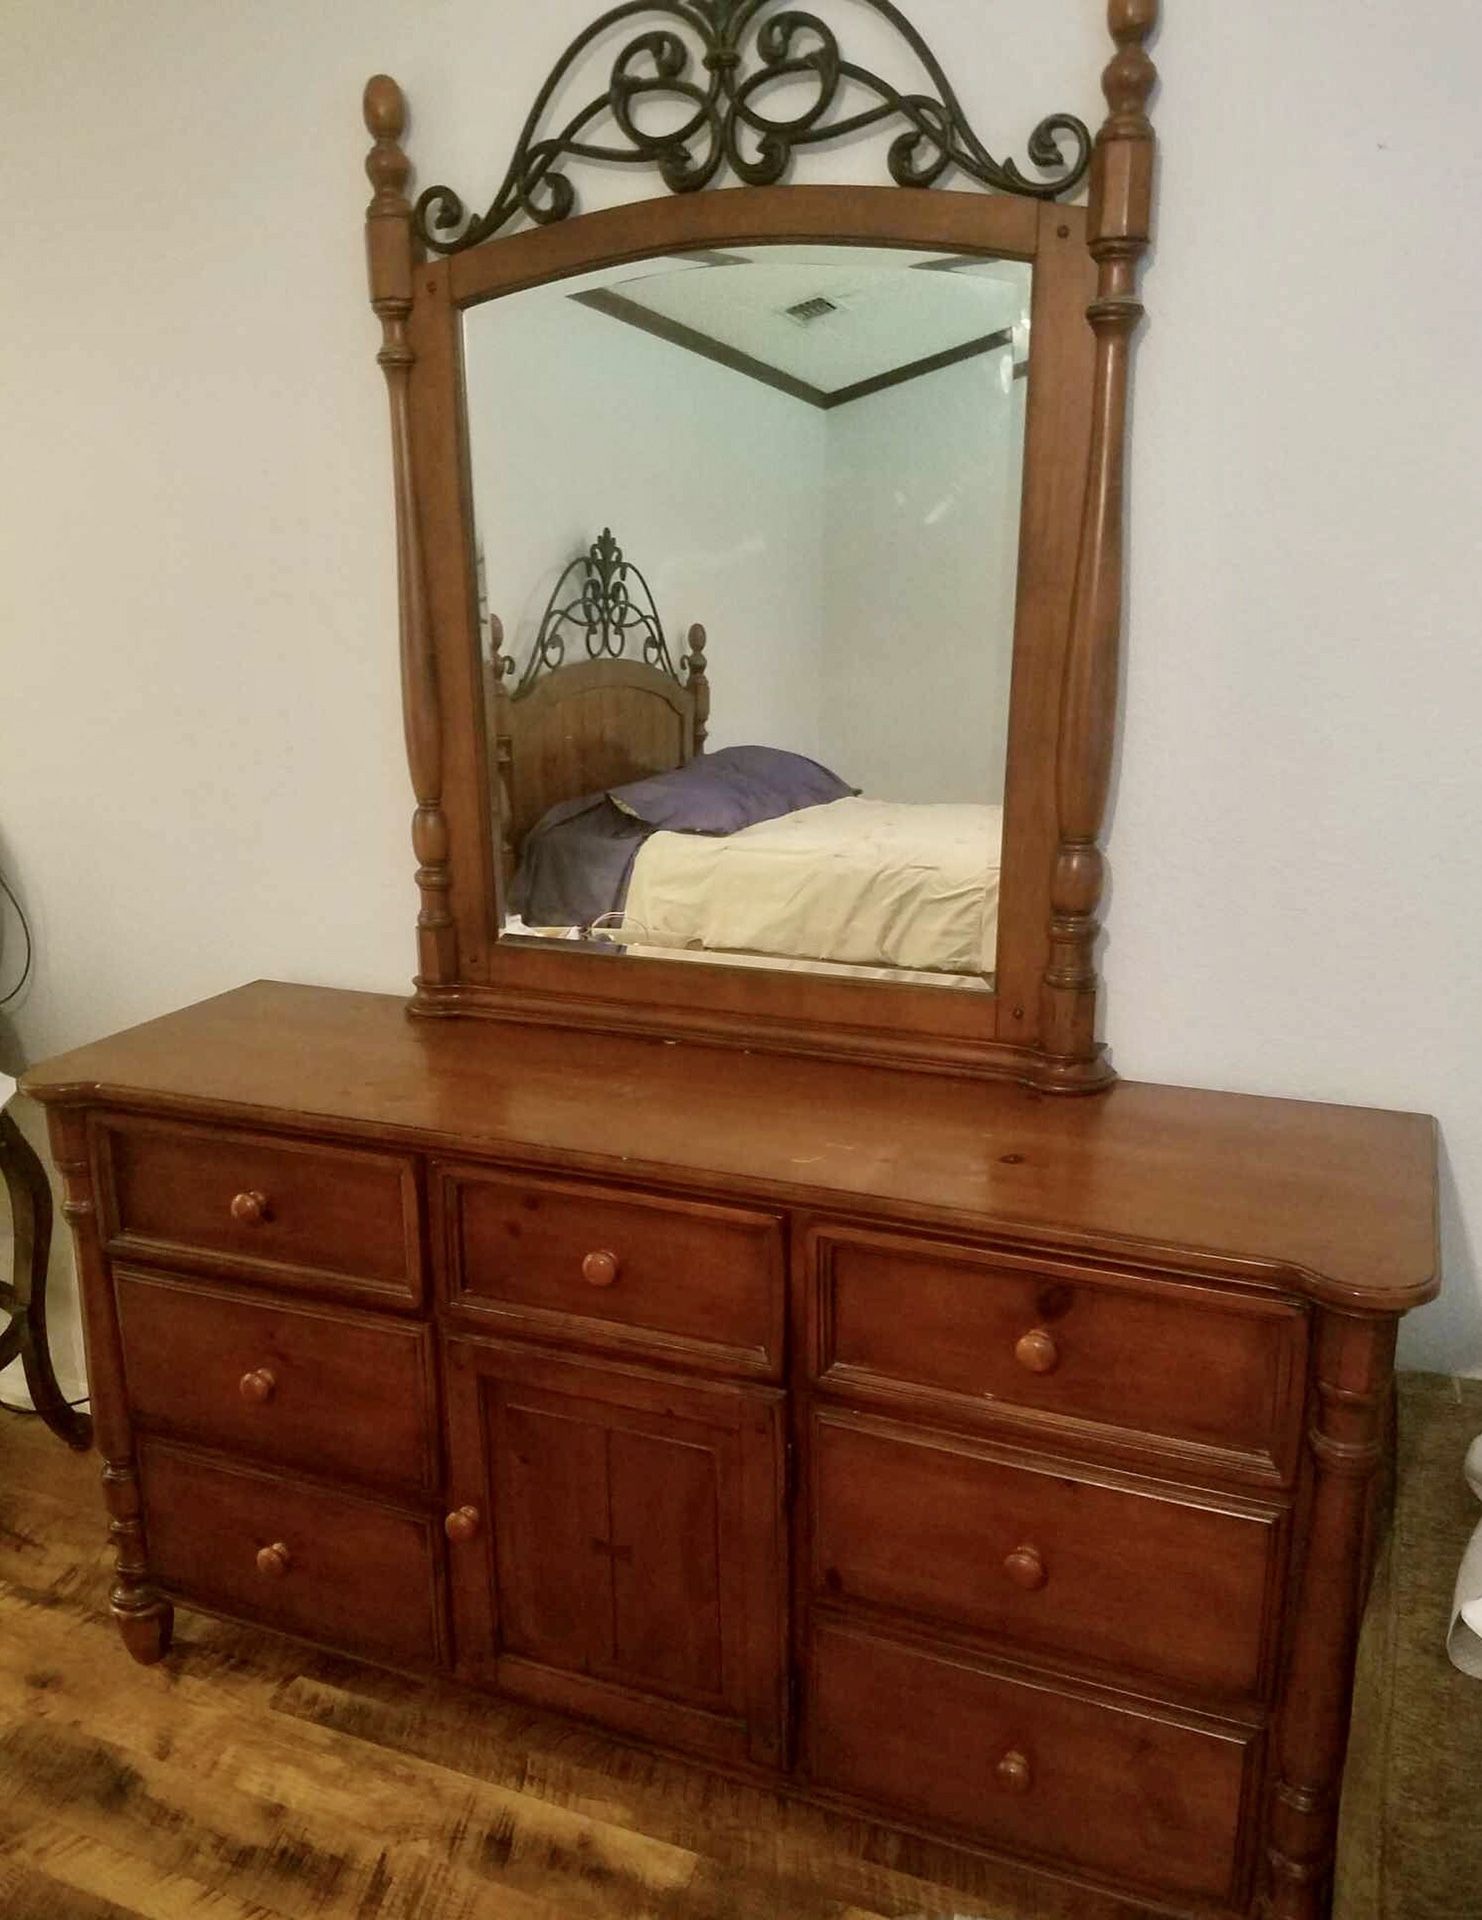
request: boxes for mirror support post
[1040,0,1157,1089]
[364,75,457,987]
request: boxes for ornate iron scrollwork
[502,528,689,693]
[415,0,1092,254]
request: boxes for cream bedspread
[619,798,1002,976]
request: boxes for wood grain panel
[811,1409,1285,1700]
[494,1397,613,1677]
[808,1619,1257,1905]
[439,1164,784,1376]
[812,1227,1308,1478]
[443,1337,786,1770]
[99,1115,422,1308]
[137,1439,445,1671]
[115,1268,439,1496]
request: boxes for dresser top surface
[25,980,1438,1312]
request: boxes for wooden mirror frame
[363,0,1157,1091]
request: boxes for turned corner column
[1039,0,1158,1090]
[46,1108,173,1665]
[363,74,457,987]
[1262,1308,1397,1919]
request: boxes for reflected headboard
[485,530,709,890]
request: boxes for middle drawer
[115,1267,439,1497]
[437,1165,785,1378]
[811,1410,1286,1701]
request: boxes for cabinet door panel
[608,1426,726,1703]
[446,1336,787,1770]
[495,1400,612,1674]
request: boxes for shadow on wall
[1437,1139,1481,1377]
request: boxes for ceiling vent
[784,295,840,325]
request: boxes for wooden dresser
[23,980,1437,1920]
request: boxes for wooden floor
[0,1413,1155,1920]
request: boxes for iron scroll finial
[413,1,1093,254]
[509,530,684,694]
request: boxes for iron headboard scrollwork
[413,0,1093,255]
[498,528,700,695]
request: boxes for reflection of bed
[622,799,1002,977]
[494,531,1002,982]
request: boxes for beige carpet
[1338,1371,1482,1920]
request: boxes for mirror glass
[464,243,1032,990]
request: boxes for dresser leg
[1261,1309,1395,1920]
[45,1111,176,1669]
[100,1454,173,1664]
[115,1596,174,1665]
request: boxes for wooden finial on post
[363,75,457,986]
[685,624,710,755]
[1039,0,1158,1090]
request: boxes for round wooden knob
[580,1249,620,1289]
[1004,1545,1047,1591]
[230,1190,270,1227]
[996,1750,1032,1795]
[445,1505,481,1544]
[255,1542,291,1579]
[239,1367,277,1406]
[1014,1327,1059,1375]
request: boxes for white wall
[464,284,829,762]
[820,350,1024,802]
[2,0,1480,1379]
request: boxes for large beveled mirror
[467,242,1033,991]
[366,1,1156,1088]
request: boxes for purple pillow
[608,745,856,837]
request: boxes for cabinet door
[444,1336,788,1769]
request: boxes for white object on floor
[0,1071,16,1108]
[1447,1432,1482,1677]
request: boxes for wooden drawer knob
[581,1249,620,1289]
[445,1505,481,1544]
[239,1367,277,1406]
[230,1189,270,1227]
[1014,1327,1059,1375]
[996,1750,1032,1795]
[255,1541,291,1578]
[1004,1545,1047,1592]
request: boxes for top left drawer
[98,1118,423,1309]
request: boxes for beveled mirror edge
[402,190,1094,1084]
[362,0,1159,1092]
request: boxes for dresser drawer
[100,1118,422,1307]
[809,1621,1255,1904]
[138,1440,444,1670]
[812,1411,1283,1700]
[809,1228,1307,1477]
[116,1269,438,1496]
[438,1166,784,1377]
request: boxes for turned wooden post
[1041,0,1158,1086]
[364,75,457,985]
[1262,1310,1397,1919]
[47,1109,173,1664]
[685,624,710,755]
[485,613,517,904]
